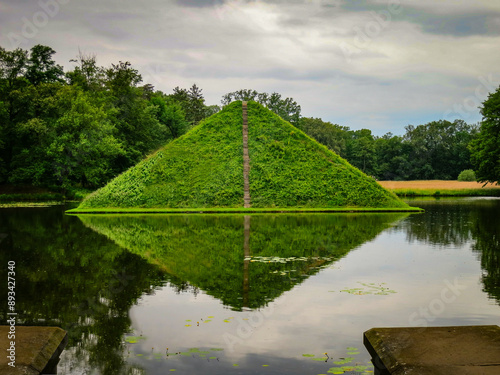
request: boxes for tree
[105,61,142,103]
[9,86,124,188]
[66,51,105,92]
[458,169,476,181]
[0,100,7,182]
[150,95,187,139]
[469,86,500,184]
[187,83,206,125]
[26,45,64,85]
[205,104,221,117]
[0,47,28,91]
[374,133,410,180]
[222,89,301,126]
[403,120,478,180]
[169,84,208,127]
[297,117,347,155]
[344,129,377,176]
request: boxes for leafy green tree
[458,169,476,181]
[0,100,7,182]
[403,120,478,180]
[344,129,377,176]
[105,61,142,105]
[222,89,301,126]
[10,86,124,188]
[25,45,64,85]
[297,117,347,155]
[469,87,500,185]
[149,95,187,139]
[205,104,221,117]
[66,51,105,92]
[187,83,206,125]
[169,84,208,127]
[0,46,28,91]
[221,89,258,105]
[101,61,170,169]
[374,134,411,180]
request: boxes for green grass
[79,101,244,209]
[75,101,410,211]
[393,189,500,197]
[246,101,408,208]
[68,206,422,214]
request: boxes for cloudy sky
[1,0,500,135]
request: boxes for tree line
[1,44,498,192]
[0,45,213,189]
[297,117,479,181]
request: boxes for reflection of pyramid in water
[77,101,409,210]
[79,213,408,310]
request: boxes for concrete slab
[364,325,500,375]
[0,326,67,375]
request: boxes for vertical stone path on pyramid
[242,101,251,208]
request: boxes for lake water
[1,198,499,375]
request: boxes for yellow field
[378,180,500,190]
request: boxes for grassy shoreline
[390,188,500,197]
[378,180,500,197]
[0,185,91,202]
[66,206,423,214]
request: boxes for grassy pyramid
[76,100,409,210]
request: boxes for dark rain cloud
[340,0,500,36]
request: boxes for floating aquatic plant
[340,282,396,295]
[303,347,374,375]
[246,256,334,264]
[124,335,147,344]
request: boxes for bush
[458,169,476,182]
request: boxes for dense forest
[0,44,496,193]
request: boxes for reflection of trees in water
[80,213,407,311]
[395,199,500,304]
[470,202,500,304]
[393,200,474,247]
[0,206,167,375]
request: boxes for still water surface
[1,198,499,375]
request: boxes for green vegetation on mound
[79,101,244,208]
[77,101,409,210]
[246,101,407,208]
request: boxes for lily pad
[125,336,146,343]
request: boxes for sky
[1,0,500,135]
